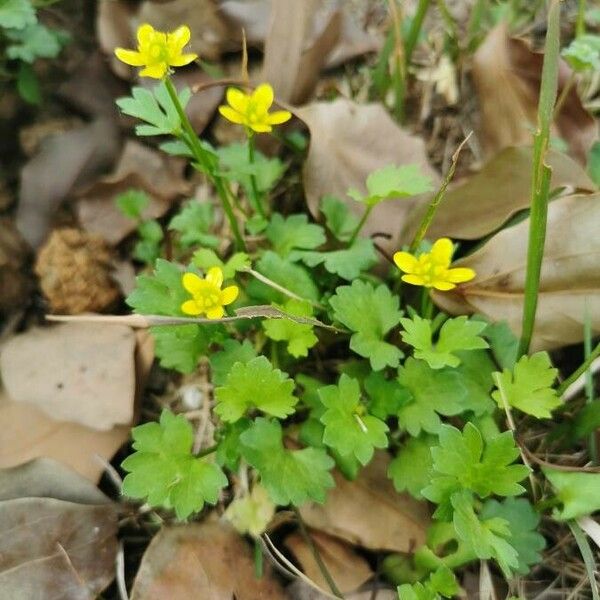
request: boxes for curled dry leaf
[0,459,118,598]
[297,98,439,251]
[0,323,136,430]
[299,451,430,552]
[433,193,600,351]
[131,521,286,600]
[285,529,373,594]
[77,140,191,245]
[402,147,596,241]
[472,23,598,164]
[17,117,120,249]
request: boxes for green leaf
[364,371,412,420]
[320,195,360,242]
[126,259,188,316]
[422,423,530,519]
[397,566,459,600]
[138,220,163,243]
[192,249,250,280]
[291,238,378,281]
[400,315,488,369]
[169,200,218,248]
[543,468,600,520]
[388,434,436,500]
[492,352,561,419]
[116,82,191,137]
[318,374,388,465]
[115,189,150,220]
[5,23,67,62]
[0,0,36,29]
[349,164,434,207]
[16,62,40,104]
[210,339,257,387]
[480,498,545,575]
[562,34,600,72]
[217,141,286,194]
[247,251,319,304]
[122,410,228,520]
[215,356,297,422]
[475,317,519,370]
[262,299,318,358]
[397,358,495,436]
[266,213,325,257]
[330,280,403,370]
[151,324,215,374]
[216,418,251,471]
[240,418,335,505]
[225,483,276,537]
[588,141,600,187]
[451,490,519,578]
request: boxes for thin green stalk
[568,520,600,600]
[164,78,246,251]
[253,539,264,579]
[348,205,373,245]
[388,0,406,121]
[404,0,431,67]
[195,444,218,458]
[577,0,587,37]
[247,133,267,219]
[584,307,598,464]
[467,0,488,50]
[517,0,561,358]
[557,340,600,397]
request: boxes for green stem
[584,307,598,464]
[577,0,587,37]
[247,133,267,219]
[387,0,406,121]
[253,539,264,579]
[404,0,431,67]
[195,444,218,458]
[556,340,600,397]
[164,77,246,251]
[293,506,343,599]
[517,0,561,358]
[348,205,373,246]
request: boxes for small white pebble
[181,385,203,410]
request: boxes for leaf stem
[247,132,267,219]
[387,0,406,121]
[348,205,373,246]
[292,506,343,599]
[517,0,561,358]
[556,340,600,397]
[577,0,587,37]
[195,444,219,458]
[163,77,246,251]
[584,307,598,464]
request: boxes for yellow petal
[446,267,476,284]
[206,306,225,320]
[393,251,418,273]
[139,62,168,79]
[267,110,292,125]
[206,266,223,288]
[137,23,155,45]
[182,272,204,295]
[168,25,191,50]
[249,122,272,133]
[402,274,427,287]
[181,300,202,315]
[219,105,245,124]
[169,52,198,67]
[252,83,274,109]
[221,285,239,306]
[430,238,454,265]
[226,87,249,113]
[431,280,456,291]
[114,48,146,66]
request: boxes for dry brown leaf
[77,140,190,245]
[472,23,598,164]
[297,98,439,251]
[0,218,30,314]
[96,0,137,79]
[300,452,430,552]
[131,520,286,600]
[433,193,600,351]
[0,323,136,430]
[0,389,129,484]
[285,530,372,594]
[0,460,117,598]
[17,117,120,249]
[402,147,596,241]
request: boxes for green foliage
[481,498,545,575]
[115,189,150,220]
[348,164,434,206]
[389,435,436,500]
[122,410,228,520]
[422,423,529,518]
[134,220,164,264]
[320,195,359,242]
[240,418,335,505]
[151,324,217,374]
[364,371,412,420]
[477,318,519,369]
[210,339,257,386]
[5,22,68,62]
[588,141,600,187]
[262,299,318,358]
[216,418,251,471]
[192,249,250,280]
[492,352,561,418]
[215,356,297,422]
[169,200,218,248]
[318,374,388,465]
[562,34,600,71]
[398,566,459,600]
[0,0,35,29]
[330,280,403,370]
[266,213,325,257]
[400,315,488,369]
[543,468,600,520]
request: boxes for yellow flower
[115,24,197,79]
[393,238,475,291]
[218,83,292,133]
[181,267,239,319]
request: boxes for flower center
[414,255,449,284]
[147,42,168,62]
[192,284,221,311]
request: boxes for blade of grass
[584,305,598,463]
[577,0,587,37]
[568,520,600,600]
[517,0,561,357]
